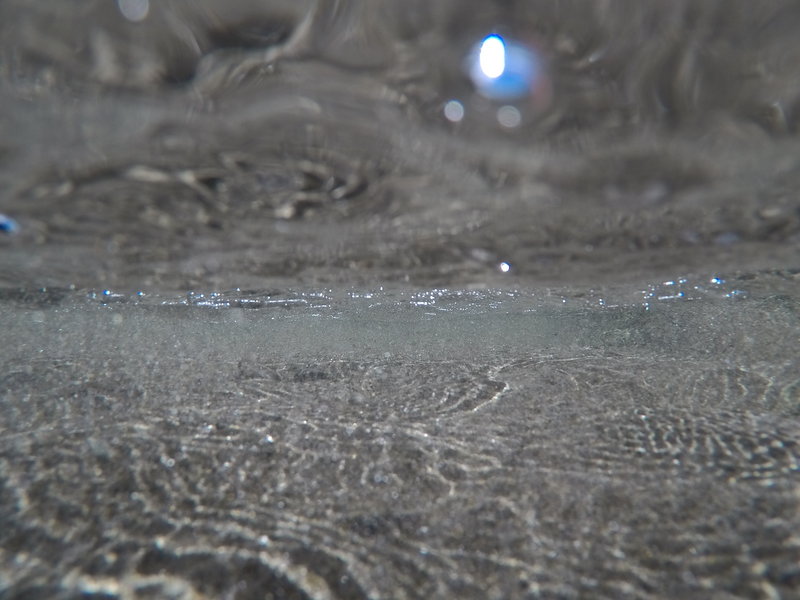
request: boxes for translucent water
[1,2,799,598]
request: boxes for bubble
[443,100,465,123]
[497,105,522,128]
[116,0,149,23]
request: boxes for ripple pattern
[2,350,799,598]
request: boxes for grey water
[1,2,799,599]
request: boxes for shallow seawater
[3,275,797,365]
[1,2,799,599]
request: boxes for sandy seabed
[1,2,799,598]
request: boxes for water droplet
[725,290,747,299]
[443,100,465,122]
[117,0,149,22]
[497,105,522,128]
[468,34,544,102]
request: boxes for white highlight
[117,0,149,22]
[479,35,506,79]
[443,100,465,123]
[499,262,511,273]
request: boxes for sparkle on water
[479,34,506,79]
[468,33,543,102]
[0,213,18,234]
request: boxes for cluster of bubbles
[445,33,550,129]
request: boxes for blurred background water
[1,0,799,290]
[1,2,799,599]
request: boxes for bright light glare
[479,35,506,79]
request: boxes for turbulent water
[1,2,799,599]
